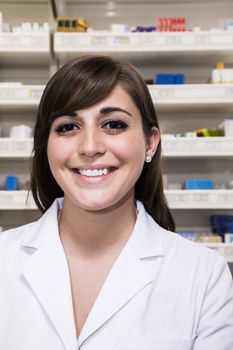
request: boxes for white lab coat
[0,198,233,350]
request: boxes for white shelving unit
[0,84,44,108]
[0,138,33,158]
[54,31,233,64]
[0,0,52,230]
[0,191,36,210]
[161,137,233,158]
[0,32,51,64]
[1,83,233,109]
[148,84,233,108]
[165,190,233,209]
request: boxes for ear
[145,126,160,157]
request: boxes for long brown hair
[31,55,175,231]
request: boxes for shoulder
[147,216,233,301]
[0,197,62,253]
[144,208,227,276]
[0,221,37,252]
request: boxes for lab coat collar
[130,200,166,259]
[20,198,166,349]
[21,197,63,249]
[21,198,77,350]
[21,198,165,259]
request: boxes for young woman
[0,56,232,350]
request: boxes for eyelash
[55,120,128,135]
[55,123,79,134]
[103,120,128,132]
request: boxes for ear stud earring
[145,155,152,163]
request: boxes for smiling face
[47,84,159,212]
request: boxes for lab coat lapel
[78,202,165,348]
[21,199,77,350]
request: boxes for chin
[71,196,115,212]
[66,190,133,213]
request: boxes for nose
[78,128,106,157]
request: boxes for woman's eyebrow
[57,107,133,119]
[55,111,77,119]
[99,106,132,117]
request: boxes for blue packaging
[210,215,233,241]
[156,74,165,84]
[165,74,175,84]
[155,74,175,85]
[184,179,214,190]
[155,73,184,85]
[211,215,233,234]
[5,176,19,191]
[175,74,185,84]
[177,231,199,241]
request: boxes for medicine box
[184,179,214,190]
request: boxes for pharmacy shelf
[54,31,233,64]
[0,32,51,64]
[1,190,233,210]
[148,84,233,109]
[202,243,233,263]
[0,191,36,210]
[161,137,233,158]
[1,83,232,110]
[1,137,233,159]
[165,189,233,209]
[0,84,44,109]
[0,138,33,158]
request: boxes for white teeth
[78,168,110,177]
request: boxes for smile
[73,167,115,177]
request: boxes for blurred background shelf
[202,242,233,263]
[0,84,44,107]
[54,31,233,65]
[165,189,233,209]
[148,84,233,108]
[1,84,232,109]
[0,138,33,158]
[0,32,51,65]
[0,191,36,210]
[161,137,233,158]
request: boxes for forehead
[88,84,140,113]
[49,83,142,124]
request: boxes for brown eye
[55,123,80,134]
[103,120,128,130]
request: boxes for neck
[58,195,137,258]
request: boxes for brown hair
[31,55,175,231]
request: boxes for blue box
[210,215,233,241]
[156,74,165,84]
[5,176,19,191]
[175,74,185,84]
[155,73,185,85]
[165,74,175,84]
[184,179,214,190]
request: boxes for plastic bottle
[211,62,224,84]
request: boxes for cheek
[47,137,73,166]
[113,131,146,161]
